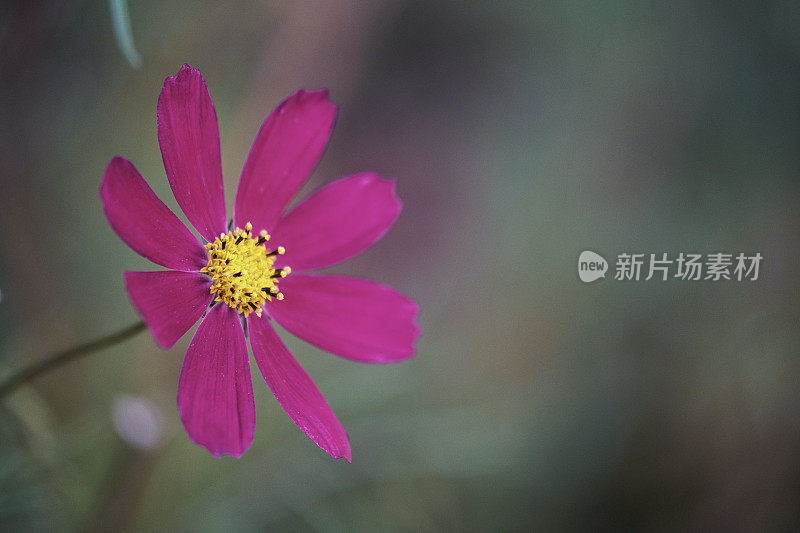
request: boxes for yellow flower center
[200,222,290,318]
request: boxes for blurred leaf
[108,0,141,67]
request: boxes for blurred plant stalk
[0,321,145,399]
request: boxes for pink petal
[157,64,228,242]
[124,270,213,349]
[247,314,351,461]
[268,275,421,364]
[234,89,336,234]
[177,304,255,458]
[100,157,209,271]
[270,173,402,272]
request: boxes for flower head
[101,64,421,459]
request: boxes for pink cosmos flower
[100,64,420,460]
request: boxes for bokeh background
[1,1,800,530]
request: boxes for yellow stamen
[199,222,290,318]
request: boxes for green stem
[0,321,146,400]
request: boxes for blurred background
[1,0,799,530]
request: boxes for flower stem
[0,321,146,400]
